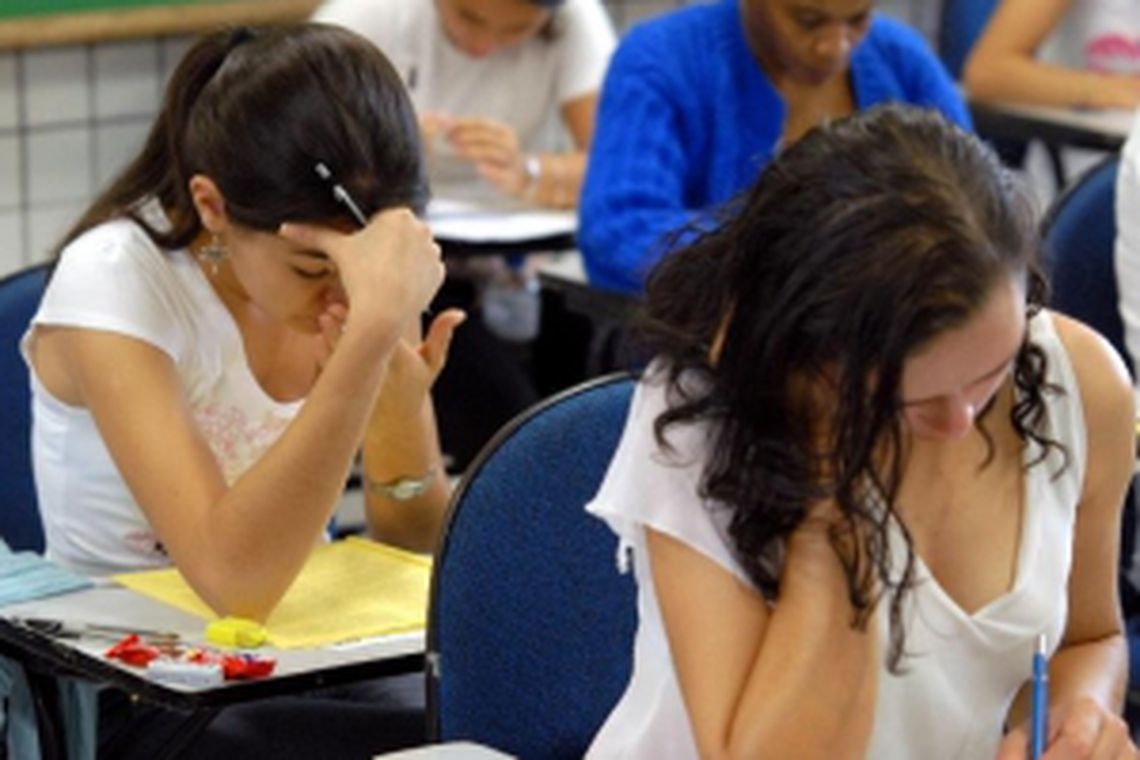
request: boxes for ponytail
[53,24,423,259]
[53,28,255,256]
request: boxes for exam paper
[427,197,576,244]
[114,537,430,649]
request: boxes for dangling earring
[197,234,228,277]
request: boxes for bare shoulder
[1047,310,1134,456]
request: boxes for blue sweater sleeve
[578,29,699,295]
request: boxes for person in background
[23,24,460,757]
[578,0,971,296]
[315,0,616,469]
[586,105,1136,759]
[965,0,1140,110]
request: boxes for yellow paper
[113,537,431,649]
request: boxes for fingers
[420,112,453,135]
[995,724,1029,760]
[477,162,526,195]
[418,309,467,379]
[447,118,519,166]
[280,210,443,346]
[1043,698,1135,760]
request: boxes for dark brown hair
[640,104,1061,670]
[56,23,425,255]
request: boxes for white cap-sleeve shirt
[22,210,301,576]
[313,0,616,198]
[586,311,1086,759]
[1039,0,1140,74]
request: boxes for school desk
[968,97,1134,153]
[538,251,637,324]
[375,741,515,759]
[0,580,424,760]
[427,197,577,258]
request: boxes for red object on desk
[187,649,276,680]
[105,635,276,680]
[104,634,160,667]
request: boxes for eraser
[146,659,224,688]
[205,617,268,648]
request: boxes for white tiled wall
[0,0,935,279]
[0,38,165,274]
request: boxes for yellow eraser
[205,617,268,648]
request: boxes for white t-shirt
[1041,0,1140,74]
[586,311,1086,759]
[313,0,615,199]
[22,211,301,576]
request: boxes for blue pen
[1031,633,1049,759]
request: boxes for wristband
[366,467,437,502]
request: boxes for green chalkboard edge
[0,1,235,23]
[0,0,318,50]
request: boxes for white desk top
[974,99,1134,140]
[375,742,516,760]
[427,198,576,245]
[965,93,1135,151]
[0,580,423,698]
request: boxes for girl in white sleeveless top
[965,0,1140,109]
[586,106,1137,759]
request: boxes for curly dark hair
[638,104,1064,671]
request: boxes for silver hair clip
[314,162,368,228]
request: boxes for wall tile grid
[0,0,934,278]
[0,39,164,275]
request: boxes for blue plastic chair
[1039,155,1140,715]
[0,264,49,553]
[1041,155,1126,370]
[427,373,638,759]
[938,0,1001,80]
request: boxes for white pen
[314,162,368,228]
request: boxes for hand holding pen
[277,164,444,348]
[309,164,463,405]
[993,634,1136,760]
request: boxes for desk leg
[24,670,65,760]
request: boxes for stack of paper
[114,537,431,649]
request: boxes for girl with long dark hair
[587,105,1137,759]
[23,24,460,756]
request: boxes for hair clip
[314,162,369,228]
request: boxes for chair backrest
[1039,155,1140,614]
[0,264,49,552]
[427,373,638,759]
[1041,154,1126,370]
[937,0,1000,79]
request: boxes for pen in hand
[1030,632,1049,760]
[311,161,437,319]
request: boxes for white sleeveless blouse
[586,311,1085,759]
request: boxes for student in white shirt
[965,0,1140,109]
[24,24,459,757]
[314,0,615,207]
[586,105,1137,759]
[314,0,617,469]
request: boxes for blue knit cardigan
[579,0,972,294]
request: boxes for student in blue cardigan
[579,0,972,295]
